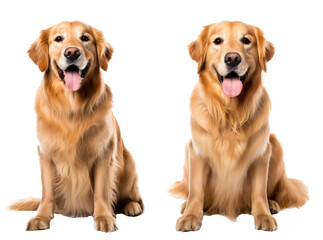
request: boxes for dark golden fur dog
[10,21,143,232]
[169,21,308,231]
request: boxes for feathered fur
[169,21,308,232]
[10,21,143,232]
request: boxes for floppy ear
[92,27,113,71]
[28,29,50,72]
[188,26,210,73]
[254,27,275,72]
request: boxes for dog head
[189,21,274,98]
[28,21,113,92]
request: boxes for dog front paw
[94,215,118,232]
[176,214,202,232]
[254,214,277,231]
[26,217,51,231]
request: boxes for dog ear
[91,27,113,71]
[254,27,275,72]
[188,25,210,73]
[28,29,50,72]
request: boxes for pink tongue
[221,78,243,97]
[64,71,81,91]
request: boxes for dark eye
[81,35,90,41]
[242,37,250,44]
[54,36,63,42]
[214,38,222,45]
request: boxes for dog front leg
[176,142,205,232]
[93,153,117,233]
[26,147,54,231]
[250,143,277,231]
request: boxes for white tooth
[79,69,82,75]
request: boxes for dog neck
[41,66,111,114]
[197,69,265,129]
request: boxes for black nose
[225,52,241,68]
[64,47,81,61]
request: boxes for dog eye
[242,37,250,44]
[81,35,90,42]
[54,36,63,42]
[214,38,222,45]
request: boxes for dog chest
[194,130,247,166]
[52,153,95,217]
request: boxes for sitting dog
[10,21,143,232]
[169,21,308,231]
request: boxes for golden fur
[9,21,143,232]
[169,21,308,231]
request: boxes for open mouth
[215,68,249,97]
[56,62,90,91]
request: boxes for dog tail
[8,197,40,211]
[168,181,188,199]
[274,178,309,210]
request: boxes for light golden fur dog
[10,21,143,232]
[169,21,308,231]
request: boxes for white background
[0,0,322,239]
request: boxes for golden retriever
[169,21,308,231]
[9,21,143,232]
